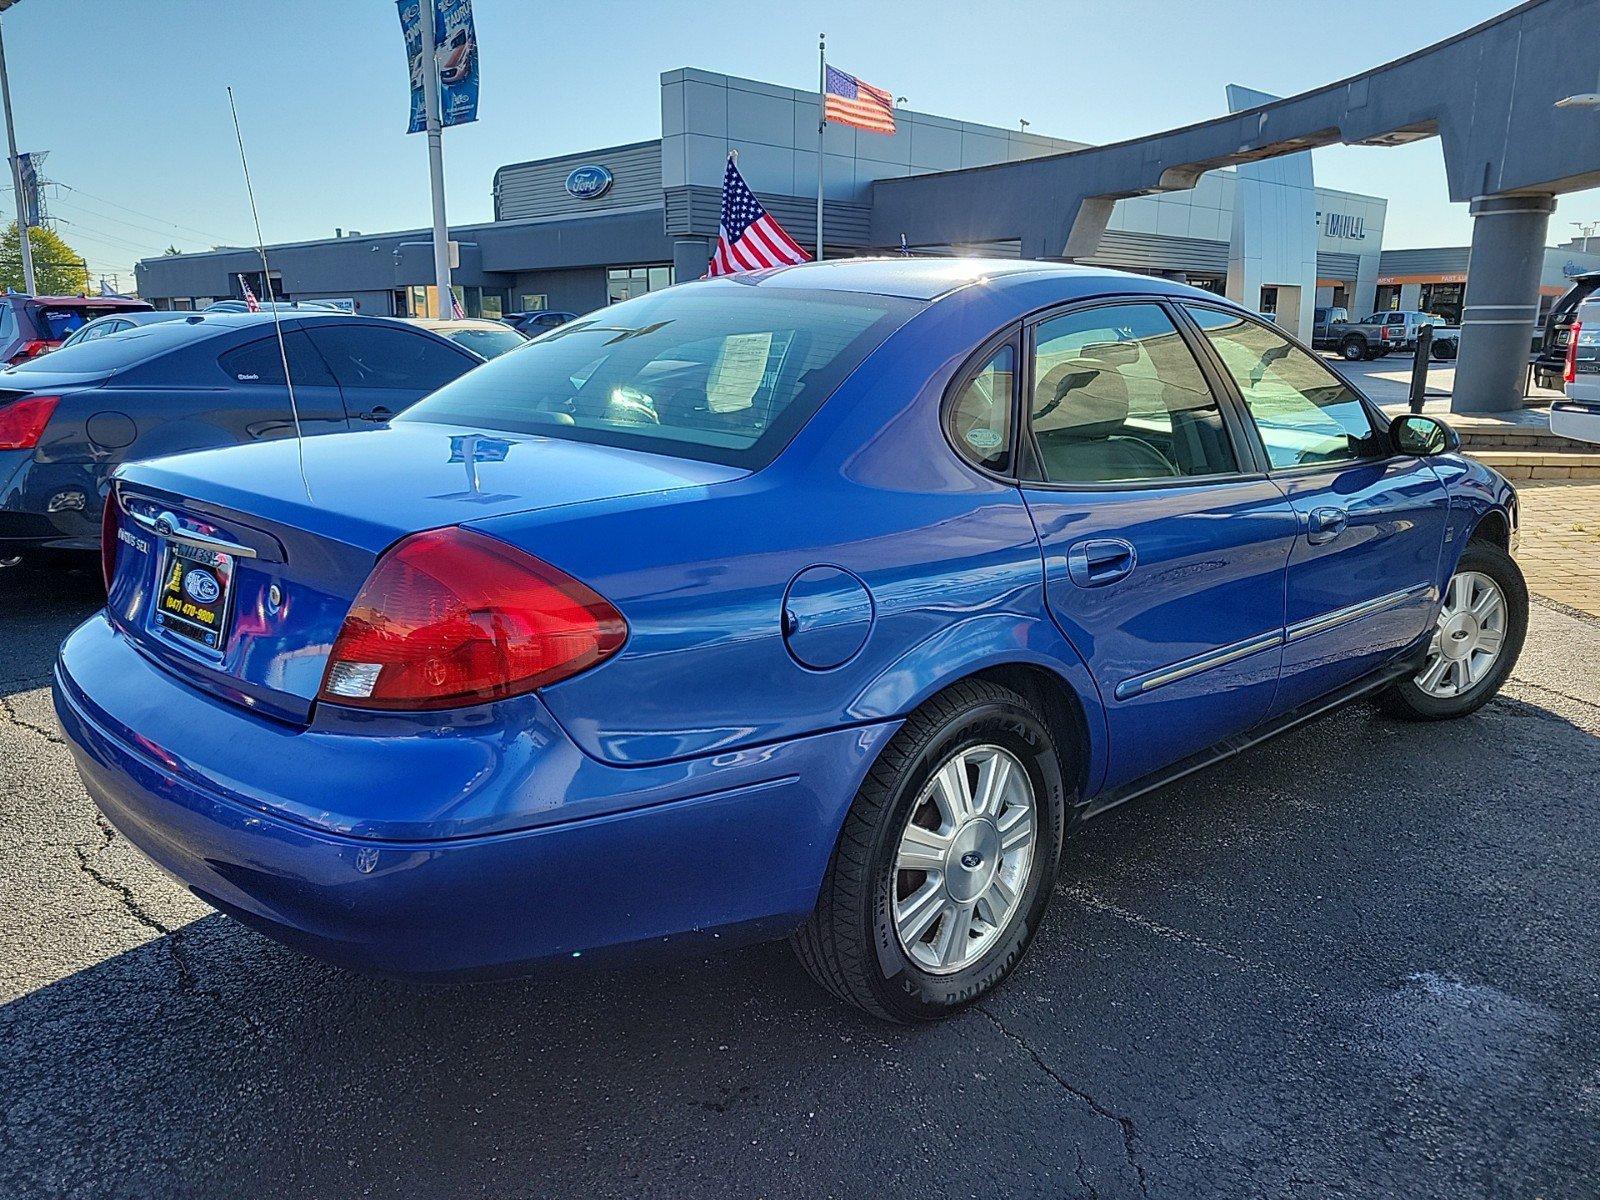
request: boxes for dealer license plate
[155,541,236,651]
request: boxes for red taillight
[1566,320,1582,385]
[100,488,120,592]
[1380,326,1393,341]
[7,339,53,365]
[0,395,59,450]
[318,527,627,711]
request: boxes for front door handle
[1305,505,1348,545]
[356,405,393,423]
[1066,538,1137,587]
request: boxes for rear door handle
[1066,538,1137,587]
[1305,506,1348,545]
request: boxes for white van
[1550,296,1600,444]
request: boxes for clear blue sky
[5,0,1596,287]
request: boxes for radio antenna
[227,85,312,502]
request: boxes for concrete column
[673,236,713,282]
[1452,194,1556,415]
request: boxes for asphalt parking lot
[2,560,1597,1199]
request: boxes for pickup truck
[1312,307,1394,361]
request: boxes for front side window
[397,287,915,467]
[946,343,1014,473]
[1028,302,1239,484]
[1185,305,1380,469]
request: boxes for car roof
[26,295,153,308]
[406,317,520,333]
[688,256,1231,310]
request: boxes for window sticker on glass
[707,333,774,413]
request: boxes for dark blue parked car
[54,260,1526,1021]
[0,312,482,563]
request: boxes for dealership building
[139,68,1397,330]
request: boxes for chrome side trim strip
[1114,630,1283,701]
[1285,584,1433,643]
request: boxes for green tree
[0,222,91,295]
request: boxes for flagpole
[816,33,825,262]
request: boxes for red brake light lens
[1566,320,1583,385]
[0,395,59,450]
[7,339,52,365]
[100,488,120,592]
[319,527,627,711]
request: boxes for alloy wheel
[1416,570,1507,698]
[892,744,1036,974]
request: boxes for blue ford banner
[398,0,479,133]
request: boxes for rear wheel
[1377,542,1527,720]
[1341,337,1367,361]
[792,679,1067,1022]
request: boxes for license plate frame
[154,540,237,652]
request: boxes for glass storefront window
[608,265,675,305]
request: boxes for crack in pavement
[975,1005,1149,1199]
[68,808,269,1044]
[1061,885,1302,994]
[1504,679,1600,715]
[0,693,65,746]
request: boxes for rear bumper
[54,613,898,977]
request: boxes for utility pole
[417,3,451,316]
[0,4,37,295]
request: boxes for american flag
[824,65,895,135]
[237,274,260,313]
[708,153,811,276]
[449,289,466,319]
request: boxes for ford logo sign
[184,570,221,604]
[565,165,614,200]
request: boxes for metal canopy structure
[870,0,1600,412]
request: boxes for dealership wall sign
[565,165,615,200]
[1324,212,1367,240]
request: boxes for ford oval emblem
[565,164,614,200]
[184,570,221,604]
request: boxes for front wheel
[1377,542,1527,720]
[792,679,1067,1022]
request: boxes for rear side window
[1027,302,1238,484]
[1185,305,1380,469]
[397,287,916,467]
[0,305,15,344]
[946,343,1014,473]
[307,325,470,391]
[218,331,336,387]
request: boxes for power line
[53,181,238,245]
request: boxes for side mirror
[1390,413,1459,457]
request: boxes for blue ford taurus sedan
[54,260,1525,1021]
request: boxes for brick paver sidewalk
[1514,481,1600,617]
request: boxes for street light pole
[417,4,451,317]
[0,10,38,295]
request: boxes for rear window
[444,328,527,359]
[396,287,917,467]
[33,304,148,341]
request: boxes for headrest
[1035,358,1130,440]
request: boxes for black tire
[1341,337,1366,361]
[792,678,1067,1022]
[1376,541,1528,721]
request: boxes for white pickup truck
[1550,296,1600,444]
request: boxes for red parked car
[0,293,154,365]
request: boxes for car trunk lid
[107,422,744,723]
